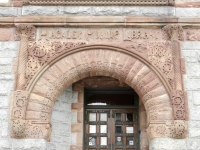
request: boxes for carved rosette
[146,120,187,140]
[162,25,184,41]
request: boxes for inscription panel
[37,28,162,42]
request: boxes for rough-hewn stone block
[176,8,200,17]
[58,6,91,15]
[150,138,186,149]
[12,139,47,150]
[22,6,58,16]
[181,42,200,50]
[186,139,200,150]
[0,7,21,17]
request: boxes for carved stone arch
[10,44,188,141]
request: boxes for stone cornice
[1,16,200,27]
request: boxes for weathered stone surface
[185,63,200,78]
[189,121,200,128]
[141,6,175,17]
[0,80,14,96]
[0,7,21,17]
[22,6,176,16]
[22,6,58,16]
[0,139,11,149]
[181,42,200,50]
[0,96,9,108]
[58,6,91,15]
[176,8,200,17]
[189,128,200,138]
[190,105,200,120]
[185,78,200,90]
[92,6,122,16]
[12,139,47,150]
[0,121,9,137]
[193,91,200,105]
[150,138,187,150]
[0,109,8,120]
[186,139,200,150]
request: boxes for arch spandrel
[11,24,188,141]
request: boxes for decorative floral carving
[14,24,36,41]
[186,29,200,41]
[148,42,174,88]
[171,90,187,120]
[11,119,52,141]
[167,120,187,138]
[146,121,187,140]
[162,25,184,41]
[24,41,86,89]
[11,91,29,119]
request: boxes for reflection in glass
[126,113,133,121]
[116,125,122,133]
[100,125,107,133]
[89,137,96,146]
[126,126,134,133]
[101,137,107,145]
[127,137,134,145]
[100,113,107,121]
[89,113,96,121]
[116,137,123,145]
[116,113,121,121]
[89,125,96,133]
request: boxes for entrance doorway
[84,88,139,150]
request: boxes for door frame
[84,88,140,150]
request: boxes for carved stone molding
[23,0,174,6]
[162,25,184,41]
[146,120,188,140]
[11,26,188,141]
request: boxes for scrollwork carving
[11,91,29,119]
[171,90,187,120]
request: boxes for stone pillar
[14,24,36,90]
[162,24,188,121]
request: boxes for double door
[84,109,139,150]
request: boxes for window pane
[116,113,122,121]
[100,125,107,133]
[89,125,96,133]
[116,137,123,145]
[126,113,133,122]
[89,137,96,146]
[89,113,96,121]
[100,137,107,145]
[116,125,122,133]
[127,137,134,145]
[126,126,134,133]
[100,113,107,121]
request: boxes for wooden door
[84,109,139,150]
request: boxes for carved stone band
[25,0,174,6]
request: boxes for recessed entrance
[84,88,139,150]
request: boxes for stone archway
[10,24,188,144]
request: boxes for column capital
[162,25,184,41]
[15,24,36,41]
